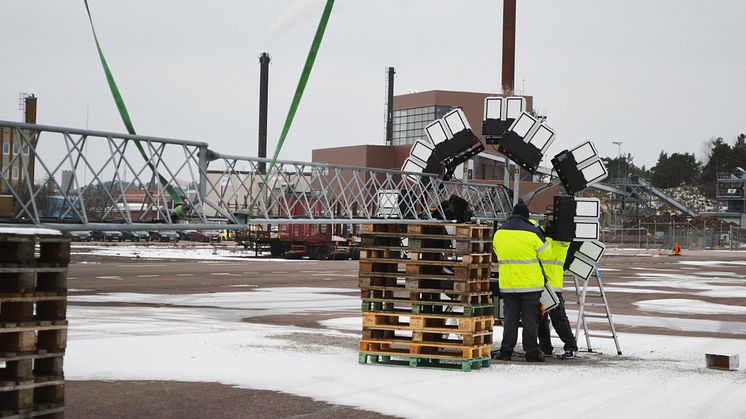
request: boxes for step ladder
[570,267,622,355]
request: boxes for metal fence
[600,222,744,250]
[0,120,514,230]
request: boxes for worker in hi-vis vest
[492,201,553,362]
[538,222,579,359]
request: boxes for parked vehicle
[69,231,92,242]
[191,230,221,243]
[177,230,195,241]
[234,196,359,260]
[149,230,179,242]
[122,230,150,242]
[91,230,123,242]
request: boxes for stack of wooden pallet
[0,230,69,418]
[358,223,494,372]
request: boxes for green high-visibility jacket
[493,215,553,293]
[539,226,571,289]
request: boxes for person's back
[492,203,552,362]
[493,216,548,293]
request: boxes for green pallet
[362,299,493,317]
[358,352,491,372]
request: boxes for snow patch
[678,260,746,267]
[319,316,362,332]
[634,299,746,315]
[72,245,304,262]
[64,304,746,419]
[69,288,360,317]
[0,227,62,235]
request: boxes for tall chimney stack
[24,95,37,124]
[501,0,516,94]
[386,67,395,146]
[258,52,270,173]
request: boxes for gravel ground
[62,245,746,417]
[66,381,397,419]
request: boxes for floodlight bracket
[498,130,543,173]
[551,150,587,195]
[483,119,515,143]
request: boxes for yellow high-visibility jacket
[539,225,571,289]
[493,215,553,293]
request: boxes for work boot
[494,350,512,361]
[560,351,577,360]
[541,347,553,357]
[525,351,546,362]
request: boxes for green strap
[251,0,335,212]
[83,0,185,219]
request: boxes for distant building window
[12,167,18,180]
[22,145,29,155]
[2,144,8,155]
[392,105,454,146]
[12,144,19,155]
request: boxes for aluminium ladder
[570,267,622,355]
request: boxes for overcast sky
[2,0,745,169]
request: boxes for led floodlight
[551,196,601,241]
[551,141,609,195]
[426,120,449,145]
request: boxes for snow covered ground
[71,244,289,262]
[65,288,746,418]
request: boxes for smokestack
[386,67,395,146]
[24,95,37,124]
[258,52,270,173]
[501,0,516,95]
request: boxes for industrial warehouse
[1,1,745,419]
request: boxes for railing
[0,121,513,230]
[600,221,735,250]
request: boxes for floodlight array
[483,96,526,141]
[550,196,600,242]
[495,112,555,174]
[564,240,606,280]
[551,141,609,195]
[402,108,484,181]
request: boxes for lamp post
[611,141,623,179]
[612,141,623,239]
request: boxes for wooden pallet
[0,234,70,268]
[359,250,491,265]
[360,223,492,240]
[0,353,64,381]
[0,232,67,419]
[360,241,492,256]
[0,379,64,417]
[362,329,492,346]
[361,299,493,317]
[359,276,490,294]
[360,288,492,305]
[0,326,67,353]
[358,352,491,372]
[358,339,491,359]
[0,404,65,419]
[362,312,493,333]
[1,298,67,324]
[360,262,491,281]
[0,269,67,294]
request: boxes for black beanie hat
[512,202,529,219]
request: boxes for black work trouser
[538,292,578,353]
[499,291,542,356]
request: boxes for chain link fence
[600,222,746,250]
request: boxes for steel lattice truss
[0,121,513,230]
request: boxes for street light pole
[612,141,623,179]
[612,141,623,239]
